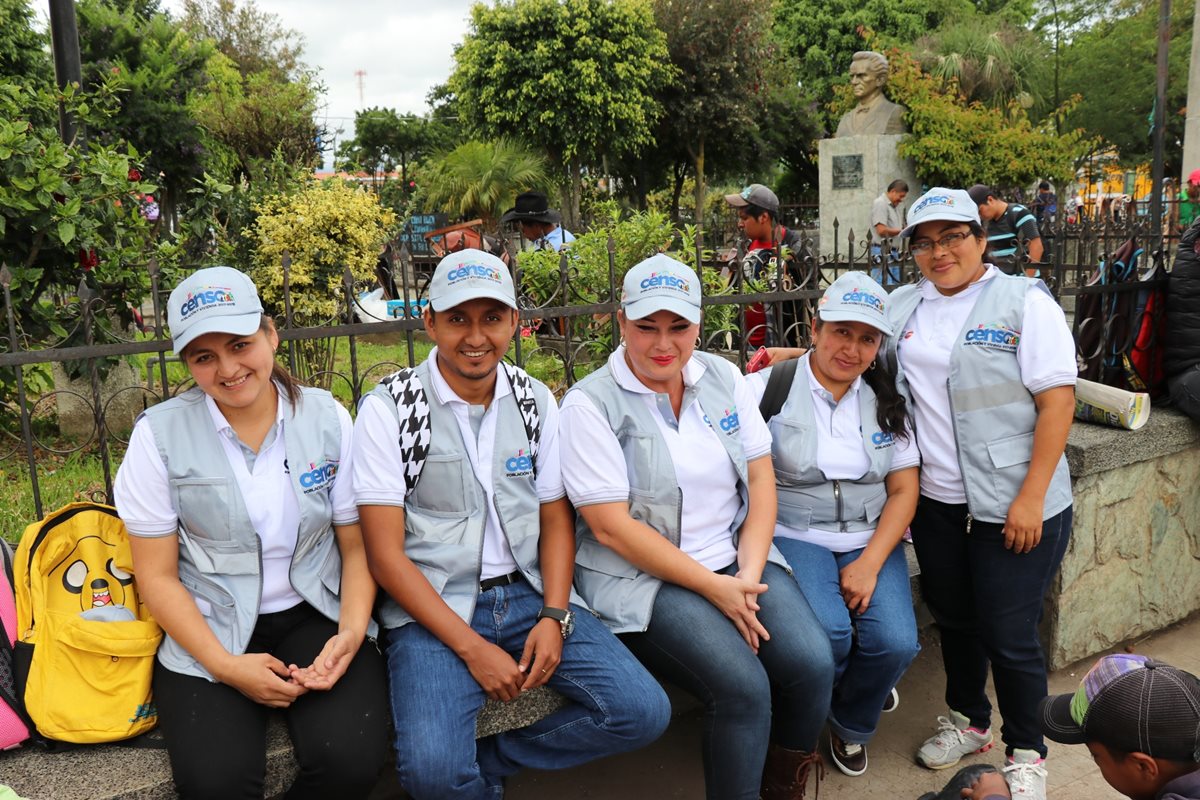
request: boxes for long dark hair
[261,315,305,408]
[813,318,909,440]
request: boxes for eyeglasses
[909,231,973,256]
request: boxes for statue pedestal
[818,134,919,260]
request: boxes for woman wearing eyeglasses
[886,189,1076,800]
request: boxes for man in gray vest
[352,249,669,799]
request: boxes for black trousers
[153,602,389,800]
[910,496,1072,758]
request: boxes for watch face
[562,610,575,638]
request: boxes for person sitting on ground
[500,191,576,251]
[960,653,1200,800]
[745,271,921,779]
[560,254,835,800]
[967,184,1044,277]
[114,267,389,799]
[352,249,669,799]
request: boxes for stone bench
[0,688,566,799]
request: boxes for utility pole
[47,0,85,145]
[354,69,367,108]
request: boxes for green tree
[75,0,215,227]
[336,108,436,190]
[1,0,53,86]
[422,139,551,227]
[1057,0,1192,171]
[449,0,673,228]
[179,0,304,80]
[773,0,972,132]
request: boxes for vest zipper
[945,378,976,524]
[833,479,846,532]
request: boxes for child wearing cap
[962,654,1200,800]
[352,249,669,798]
[114,267,389,798]
[884,188,1077,800]
[743,271,921,778]
[559,253,836,800]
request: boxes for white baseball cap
[621,254,702,324]
[167,266,264,353]
[428,249,517,312]
[900,188,980,238]
[818,271,893,336]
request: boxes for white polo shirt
[896,266,1077,503]
[351,350,566,580]
[746,359,919,551]
[115,390,358,614]
[560,347,772,571]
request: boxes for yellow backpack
[14,502,162,743]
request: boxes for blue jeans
[619,561,834,800]
[773,538,920,745]
[910,497,1072,757]
[383,580,670,800]
[869,245,902,285]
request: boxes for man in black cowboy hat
[501,191,575,251]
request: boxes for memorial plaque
[832,155,864,190]
[399,213,449,256]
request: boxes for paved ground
[496,612,1200,799]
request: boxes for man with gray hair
[835,51,907,137]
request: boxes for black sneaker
[830,731,868,777]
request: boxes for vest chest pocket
[986,431,1035,500]
[619,432,659,494]
[768,417,814,482]
[407,454,478,517]
[181,577,237,652]
[171,478,234,541]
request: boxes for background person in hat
[560,253,835,800]
[967,184,1044,277]
[114,266,388,799]
[743,271,920,779]
[962,654,1200,800]
[353,249,669,799]
[724,183,810,349]
[886,188,1076,800]
[501,190,575,251]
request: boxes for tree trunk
[670,161,687,226]
[570,155,583,231]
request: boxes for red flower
[127,168,141,182]
[78,249,99,271]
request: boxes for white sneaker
[882,687,900,713]
[1004,749,1047,800]
[915,710,994,770]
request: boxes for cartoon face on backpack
[47,534,135,618]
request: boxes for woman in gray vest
[746,271,920,779]
[888,189,1076,800]
[114,267,387,799]
[560,254,836,800]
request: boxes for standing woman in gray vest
[745,272,921,779]
[114,267,387,799]
[887,189,1076,800]
[560,254,836,800]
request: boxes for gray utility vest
[142,386,355,681]
[368,359,576,630]
[568,351,788,634]
[886,274,1073,523]
[767,354,895,533]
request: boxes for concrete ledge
[1066,407,1200,478]
[0,688,564,799]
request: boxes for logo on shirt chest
[504,449,534,478]
[294,459,338,493]
[870,430,895,448]
[703,407,741,435]
[962,323,1020,352]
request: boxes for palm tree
[914,18,1052,114]
[423,139,551,228]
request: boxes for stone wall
[1044,408,1200,668]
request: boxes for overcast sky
[31,0,478,164]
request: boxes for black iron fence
[0,210,1172,521]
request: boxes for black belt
[479,570,523,592]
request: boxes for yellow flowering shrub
[247,180,397,324]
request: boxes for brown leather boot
[760,743,825,800]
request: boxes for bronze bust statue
[835,51,907,138]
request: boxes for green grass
[2,331,602,541]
